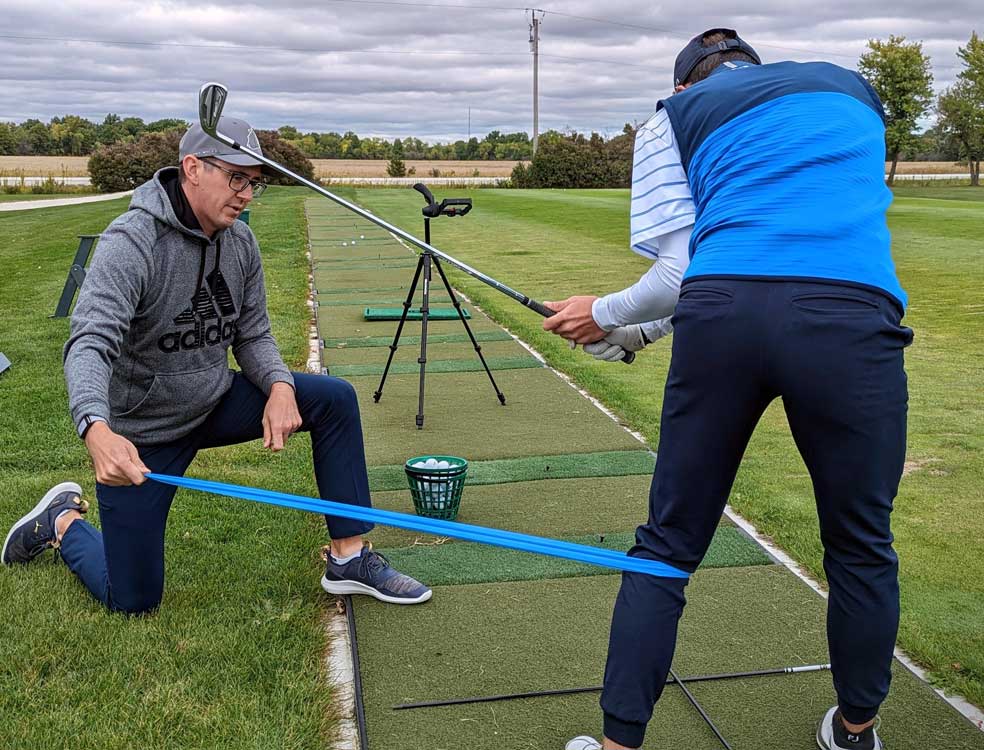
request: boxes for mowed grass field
[0,188,340,749]
[0,184,980,747]
[344,185,984,711]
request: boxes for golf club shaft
[198,83,634,364]
[669,666,733,750]
[391,663,831,710]
[202,119,544,311]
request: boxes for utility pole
[529,10,541,156]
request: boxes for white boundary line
[305,203,361,750]
[315,202,984,749]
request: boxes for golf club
[391,663,832,710]
[197,82,635,364]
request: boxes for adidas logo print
[158,270,238,353]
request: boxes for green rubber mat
[329,356,541,378]
[375,527,770,586]
[352,568,984,750]
[366,449,656,492]
[324,331,514,348]
[364,307,471,321]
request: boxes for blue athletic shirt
[656,60,907,308]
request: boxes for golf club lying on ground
[198,82,635,364]
[391,662,832,709]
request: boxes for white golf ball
[437,461,450,469]
[351,241,357,245]
[360,234,365,239]
[342,242,348,246]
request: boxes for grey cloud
[0,0,977,139]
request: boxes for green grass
[345,185,984,709]
[0,186,341,749]
[0,193,95,203]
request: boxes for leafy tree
[145,118,188,133]
[937,32,984,185]
[254,130,315,185]
[88,130,183,191]
[858,35,934,185]
[50,115,98,156]
[386,138,407,177]
[15,119,52,155]
[0,122,18,155]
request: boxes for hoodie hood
[130,167,213,241]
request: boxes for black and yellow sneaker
[2,482,88,565]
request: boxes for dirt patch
[902,457,945,477]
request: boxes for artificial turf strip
[350,368,644,465]
[323,339,529,368]
[366,449,656,492]
[365,475,658,549]
[316,286,409,295]
[352,567,984,750]
[374,527,770,586]
[363,307,471,321]
[328,356,541,378]
[324,330,514,348]
[316,297,452,307]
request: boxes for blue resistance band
[148,473,689,580]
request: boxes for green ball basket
[404,455,469,521]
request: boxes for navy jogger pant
[59,372,374,615]
[601,279,913,747]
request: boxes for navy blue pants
[60,372,374,615]
[601,279,913,747]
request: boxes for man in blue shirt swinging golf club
[545,28,911,750]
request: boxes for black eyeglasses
[202,158,268,197]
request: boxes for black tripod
[373,183,506,429]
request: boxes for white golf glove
[583,324,648,362]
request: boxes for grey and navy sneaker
[2,482,88,565]
[320,544,432,604]
[565,737,602,750]
[817,706,883,750]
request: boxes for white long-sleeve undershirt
[591,223,692,342]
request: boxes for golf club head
[199,82,228,137]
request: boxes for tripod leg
[416,253,433,429]
[374,255,424,403]
[432,257,507,405]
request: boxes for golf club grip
[528,299,634,365]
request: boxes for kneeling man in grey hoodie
[2,118,432,611]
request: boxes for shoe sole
[321,575,433,605]
[2,482,83,564]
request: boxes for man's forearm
[591,224,693,330]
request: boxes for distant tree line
[0,114,532,161]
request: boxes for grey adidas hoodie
[64,167,293,445]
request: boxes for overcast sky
[0,0,978,141]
